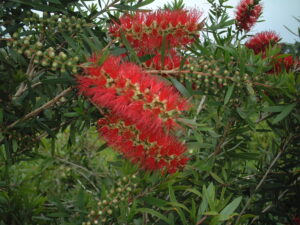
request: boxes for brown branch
[7,87,72,130]
[196,216,208,225]
[145,69,272,88]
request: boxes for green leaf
[210,172,224,184]
[219,196,242,219]
[0,108,3,124]
[272,103,296,124]
[142,196,168,208]
[224,84,234,105]
[160,34,167,69]
[120,31,140,64]
[169,77,191,98]
[137,208,173,224]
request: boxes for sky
[145,0,300,43]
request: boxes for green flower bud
[52,62,58,68]
[36,50,43,56]
[59,52,67,60]
[13,32,19,38]
[24,39,30,45]
[36,41,43,48]
[41,60,48,66]
[126,187,132,192]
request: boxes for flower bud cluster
[9,32,80,72]
[235,0,262,32]
[23,12,91,34]
[181,56,265,95]
[82,175,138,225]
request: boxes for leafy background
[0,0,299,224]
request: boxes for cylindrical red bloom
[109,9,203,52]
[245,31,281,55]
[269,55,297,74]
[77,55,190,136]
[235,0,262,32]
[141,49,186,70]
[97,115,188,174]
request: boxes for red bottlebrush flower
[235,0,263,32]
[269,55,297,74]
[245,31,281,55]
[142,49,186,70]
[293,216,300,225]
[109,9,203,52]
[97,115,188,174]
[77,55,190,136]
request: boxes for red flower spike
[142,49,186,70]
[235,0,263,32]
[245,31,281,55]
[77,55,190,136]
[269,55,298,74]
[109,9,203,52]
[97,115,188,174]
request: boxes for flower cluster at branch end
[245,31,280,55]
[77,54,190,173]
[98,115,188,174]
[109,9,204,52]
[235,0,262,32]
[77,55,189,137]
[245,31,299,74]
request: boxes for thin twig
[7,87,73,130]
[145,69,272,88]
[196,216,208,225]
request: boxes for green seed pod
[98,210,103,215]
[117,187,122,193]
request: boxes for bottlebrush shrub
[77,55,190,136]
[245,31,281,55]
[235,0,263,32]
[97,115,188,173]
[109,9,204,52]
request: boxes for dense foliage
[0,0,299,224]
